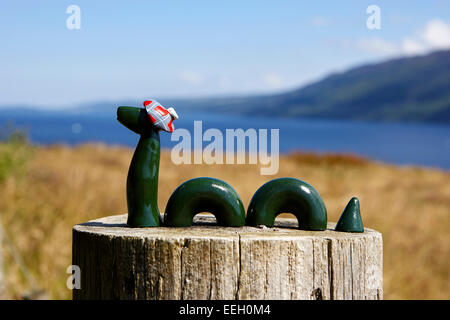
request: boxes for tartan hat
[143,99,178,133]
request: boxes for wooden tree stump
[72,214,382,300]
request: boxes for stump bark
[72,214,383,300]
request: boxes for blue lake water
[1,112,449,170]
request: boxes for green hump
[246,177,327,231]
[164,177,246,227]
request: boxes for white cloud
[262,74,283,88]
[356,19,450,57]
[401,37,426,55]
[421,19,450,48]
[356,38,399,55]
[401,19,450,55]
[310,16,330,27]
[179,71,204,85]
[217,76,231,89]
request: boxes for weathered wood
[73,214,382,300]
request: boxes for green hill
[170,50,450,123]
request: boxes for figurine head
[117,99,178,135]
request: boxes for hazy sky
[1,1,450,108]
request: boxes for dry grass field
[0,141,448,299]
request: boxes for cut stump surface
[73,214,382,300]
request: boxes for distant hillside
[1,50,449,123]
[167,50,450,123]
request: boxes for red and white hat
[143,99,178,133]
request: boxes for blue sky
[1,1,450,108]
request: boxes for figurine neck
[126,129,161,227]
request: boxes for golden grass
[0,143,449,299]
